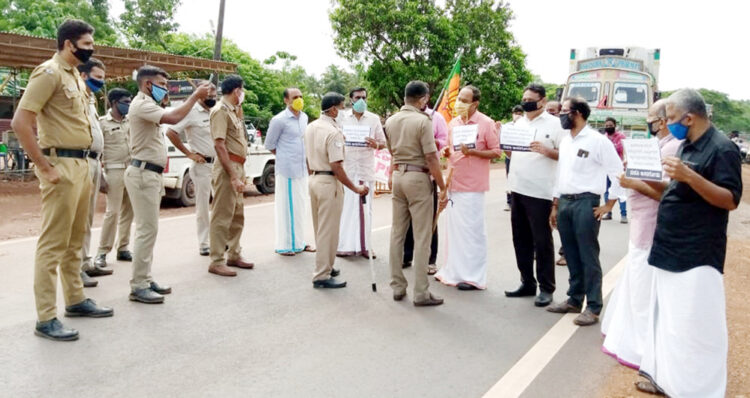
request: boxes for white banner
[373,149,392,184]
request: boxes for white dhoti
[435,192,487,289]
[601,243,654,369]
[639,265,727,398]
[274,173,309,253]
[337,179,374,256]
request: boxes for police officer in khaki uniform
[304,92,368,288]
[207,75,255,277]
[95,88,134,268]
[125,65,209,303]
[385,81,446,306]
[11,19,113,341]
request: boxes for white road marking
[482,255,628,398]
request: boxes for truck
[560,47,661,137]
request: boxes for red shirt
[606,130,626,160]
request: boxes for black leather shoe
[116,250,133,262]
[65,298,114,318]
[402,261,412,269]
[313,278,347,289]
[80,271,98,288]
[457,282,478,291]
[330,268,340,277]
[129,288,164,304]
[534,292,553,307]
[504,284,536,297]
[414,293,444,307]
[199,247,210,256]
[94,253,107,268]
[86,264,113,277]
[35,318,79,341]
[150,281,171,295]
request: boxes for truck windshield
[612,82,648,109]
[568,82,600,105]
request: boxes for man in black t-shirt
[636,89,742,397]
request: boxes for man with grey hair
[635,89,742,397]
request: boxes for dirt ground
[597,166,750,398]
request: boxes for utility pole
[212,0,225,86]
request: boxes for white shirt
[507,112,565,200]
[170,103,216,158]
[339,109,385,182]
[553,125,624,198]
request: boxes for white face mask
[237,90,245,105]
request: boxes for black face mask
[204,98,217,108]
[560,113,574,130]
[521,100,539,112]
[72,43,94,63]
[605,127,615,134]
[647,121,659,135]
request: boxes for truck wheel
[179,171,196,207]
[256,163,275,194]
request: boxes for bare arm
[663,156,738,210]
[461,145,502,159]
[160,83,209,125]
[167,129,205,163]
[620,175,664,201]
[425,152,445,191]
[11,109,59,183]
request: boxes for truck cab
[561,47,660,137]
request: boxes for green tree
[319,64,363,97]
[265,52,322,118]
[0,0,119,45]
[120,0,181,50]
[329,0,532,119]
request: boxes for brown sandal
[634,380,664,395]
[303,245,316,253]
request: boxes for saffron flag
[437,58,461,123]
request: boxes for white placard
[623,138,663,181]
[342,125,370,147]
[500,125,535,151]
[452,124,478,150]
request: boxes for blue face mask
[352,98,367,113]
[86,77,105,93]
[667,114,689,140]
[115,101,130,116]
[150,83,168,103]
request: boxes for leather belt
[394,163,429,173]
[560,192,600,201]
[228,153,246,165]
[312,170,334,176]
[42,148,91,159]
[130,159,164,174]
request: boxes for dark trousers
[557,194,603,314]
[505,157,511,205]
[510,192,555,293]
[404,181,438,265]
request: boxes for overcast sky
[111,0,747,100]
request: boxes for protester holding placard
[504,84,564,308]
[601,99,682,370]
[435,85,501,290]
[337,87,386,258]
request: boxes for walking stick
[432,167,454,234]
[361,192,377,292]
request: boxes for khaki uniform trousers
[209,162,245,266]
[309,174,344,281]
[34,156,90,321]
[389,169,434,301]
[81,157,101,271]
[124,165,164,291]
[191,161,213,250]
[98,168,133,255]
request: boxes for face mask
[72,43,94,63]
[292,97,304,112]
[647,121,659,136]
[454,100,471,118]
[604,127,615,134]
[150,82,168,103]
[352,99,367,113]
[667,114,689,140]
[560,113,574,130]
[237,90,245,105]
[204,98,217,108]
[85,77,104,93]
[115,101,130,116]
[521,100,539,112]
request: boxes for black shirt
[649,126,743,274]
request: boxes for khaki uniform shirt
[384,105,436,167]
[304,115,345,172]
[87,96,103,153]
[171,103,216,158]
[17,53,92,149]
[129,91,167,166]
[99,111,130,168]
[210,97,247,157]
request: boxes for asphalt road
[0,168,629,397]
